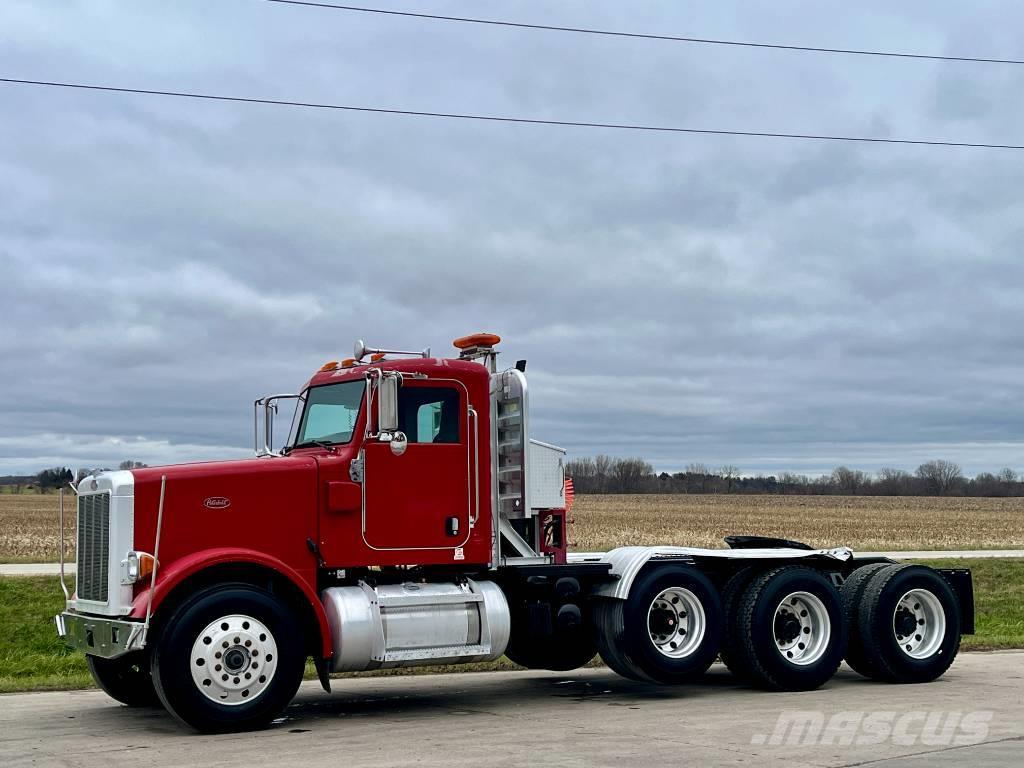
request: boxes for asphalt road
[2,653,1021,768]
[4,550,1024,577]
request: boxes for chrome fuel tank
[322,579,510,672]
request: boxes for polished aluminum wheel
[773,591,831,666]
[190,614,278,705]
[647,587,706,659]
[893,588,946,659]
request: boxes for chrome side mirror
[377,373,399,433]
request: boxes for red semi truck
[56,333,974,732]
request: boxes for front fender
[129,547,332,658]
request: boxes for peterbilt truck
[56,333,974,732]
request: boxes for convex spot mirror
[389,431,408,456]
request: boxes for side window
[398,387,461,444]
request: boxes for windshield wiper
[283,440,336,454]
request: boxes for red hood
[130,454,321,576]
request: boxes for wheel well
[150,562,323,658]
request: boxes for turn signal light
[453,332,501,350]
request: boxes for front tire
[87,652,160,707]
[732,566,845,691]
[150,584,306,733]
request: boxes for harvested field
[570,494,1024,553]
[2,492,1024,563]
[0,494,75,564]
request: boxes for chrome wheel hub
[190,614,278,705]
[894,589,945,659]
[774,591,830,666]
[647,587,706,659]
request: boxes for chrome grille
[76,493,110,602]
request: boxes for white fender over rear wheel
[150,584,306,733]
[595,564,723,684]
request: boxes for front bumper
[55,611,146,659]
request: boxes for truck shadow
[280,665,762,723]
[61,665,870,738]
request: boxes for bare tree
[720,465,740,493]
[915,460,963,496]
[831,466,867,494]
[684,463,709,493]
[611,458,655,492]
[876,467,912,495]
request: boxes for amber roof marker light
[452,333,502,371]
[452,333,501,350]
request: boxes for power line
[262,0,1024,66]
[2,76,1022,150]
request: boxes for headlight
[120,551,156,585]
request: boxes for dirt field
[2,492,1023,562]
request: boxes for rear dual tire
[723,566,846,691]
[595,565,723,684]
[843,564,961,683]
[505,624,597,671]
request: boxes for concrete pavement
[2,653,1022,767]
[857,550,1024,560]
[4,550,1023,577]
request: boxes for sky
[2,0,1024,478]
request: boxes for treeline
[566,456,1024,497]
[0,462,149,493]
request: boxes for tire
[150,584,307,733]
[594,599,653,682]
[505,623,597,671]
[718,567,759,682]
[733,566,846,691]
[87,652,160,707]
[856,564,961,683]
[840,563,892,678]
[596,564,723,684]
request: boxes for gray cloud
[2,0,1024,476]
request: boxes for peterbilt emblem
[203,496,231,509]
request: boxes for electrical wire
[262,1,1024,66]
[2,76,1022,150]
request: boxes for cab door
[362,379,472,551]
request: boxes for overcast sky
[3,1,1024,477]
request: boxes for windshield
[292,380,365,447]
